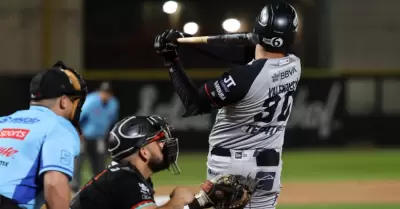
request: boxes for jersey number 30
[254,90,294,123]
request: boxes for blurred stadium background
[2,0,400,208]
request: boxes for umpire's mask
[54,61,88,133]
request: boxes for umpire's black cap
[30,61,87,100]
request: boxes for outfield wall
[0,72,399,150]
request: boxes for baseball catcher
[70,115,257,209]
[154,1,301,208]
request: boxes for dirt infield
[155,180,400,204]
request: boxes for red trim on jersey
[131,200,155,209]
[203,83,220,108]
[79,169,108,191]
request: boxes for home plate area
[154,181,400,206]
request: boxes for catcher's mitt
[195,174,257,209]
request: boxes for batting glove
[154,29,185,66]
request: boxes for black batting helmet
[107,115,180,174]
[253,1,298,53]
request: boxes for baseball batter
[154,1,300,208]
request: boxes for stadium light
[222,18,241,33]
[183,22,199,35]
[163,1,178,14]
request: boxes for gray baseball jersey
[166,51,302,209]
[206,55,301,149]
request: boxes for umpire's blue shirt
[0,106,80,209]
[79,92,119,140]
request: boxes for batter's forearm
[168,59,203,116]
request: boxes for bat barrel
[177,33,257,46]
[207,33,256,46]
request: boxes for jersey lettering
[204,72,243,107]
[223,75,236,88]
[0,146,18,157]
[279,67,297,80]
[214,81,227,101]
[0,128,30,140]
[245,125,285,136]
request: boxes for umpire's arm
[167,59,257,117]
[40,124,80,209]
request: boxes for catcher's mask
[108,115,181,175]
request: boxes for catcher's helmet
[108,115,180,174]
[253,1,298,53]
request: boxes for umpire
[0,61,87,209]
[72,82,119,192]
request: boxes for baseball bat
[177,33,257,46]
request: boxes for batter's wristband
[188,199,202,209]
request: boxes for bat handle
[177,36,208,44]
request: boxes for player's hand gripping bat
[177,33,258,46]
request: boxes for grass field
[80,149,400,209]
[150,149,400,185]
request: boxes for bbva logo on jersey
[272,67,298,82]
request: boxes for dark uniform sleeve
[114,178,156,209]
[200,66,252,108]
[168,59,264,117]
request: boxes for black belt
[210,147,280,166]
[0,195,21,209]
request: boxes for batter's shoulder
[235,59,268,71]
[228,59,268,85]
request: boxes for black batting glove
[154,29,185,66]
